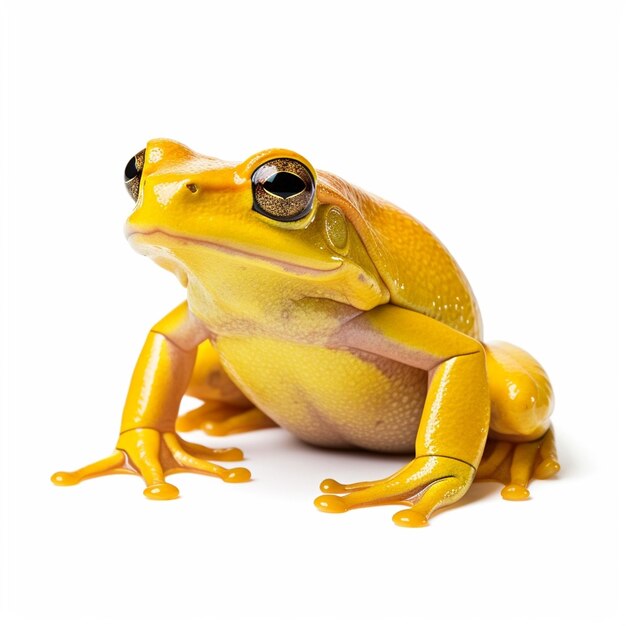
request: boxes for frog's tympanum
[52,140,560,527]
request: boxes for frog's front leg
[315,305,490,527]
[51,302,250,499]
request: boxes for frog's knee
[485,341,554,439]
[506,374,542,418]
[500,377,544,437]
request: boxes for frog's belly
[214,335,427,454]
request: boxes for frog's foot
[177,403,277,437]
[51,428,250,499]
[315,455,475,527]
[176,400,242,432]
[476,426,560,500]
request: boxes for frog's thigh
[177,339,277,435]
[477,341,560,499]
[316,305,490,526]
[485,341,554,440]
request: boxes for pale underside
[210,335,427,454]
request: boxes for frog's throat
[126,227,343,277]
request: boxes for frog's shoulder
[317,171,482,338]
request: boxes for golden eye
[252,158,315,221]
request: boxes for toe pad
[314,495,348,513]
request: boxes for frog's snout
[124,149,145,202]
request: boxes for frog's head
[124,139,389,311]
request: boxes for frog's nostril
[124,149,146,202]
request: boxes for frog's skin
[52,139,560,527]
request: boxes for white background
[1,1,624,625]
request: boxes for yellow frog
[52,139,560,527]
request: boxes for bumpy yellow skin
[52,140,560,526]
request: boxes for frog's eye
[124,149,145,202]
[252,158,315,221]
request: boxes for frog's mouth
[126,227,344,277]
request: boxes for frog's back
[317,172,483,339]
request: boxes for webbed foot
[476,425,560,500]
[315,455,475,527]
[51,428,250,499]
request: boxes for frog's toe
[143,483,180,500]
[392,509,428,528]
[176,401,238,432]
[319,477,382,494]
[534,426,560,479]
[319,479,347,494]
[175,438,244,462]
[201,408,277,437]
[162,433,251,484]
[51,450,129,487]
[51,471,80,486]
[500,484,530,501]
[391,474,471,527]
[314,494,349,513]
[534,458,560,480]
[222,467,252,483]
[177,405,276,437]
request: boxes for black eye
[263,172,306,198]
[124,149,145,201]
[252,158,315,221]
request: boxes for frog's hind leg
[176,339,278,436]
[178,403,277,436]
[478,341,560,500]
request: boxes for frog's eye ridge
[252,158,315,221]
[124,149,145,202]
